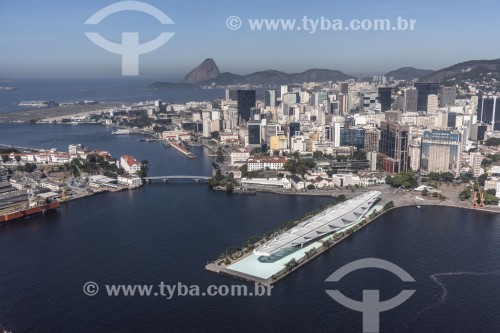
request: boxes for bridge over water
[143,175,211,183]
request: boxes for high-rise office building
[408,140,421,172]
[237,89,256,123]
[264,90,278,108]
[470,152,483,177]
[280,85,289,99]
[404,88,418,112]
[364,128,380,152]
[289,122,301,137]
[340,82,349,94]
[415,82,439,112]
[469,123,488,141]
[282,93,298,105]
[225,88,238,101]
[340,127,365,150]
[378,122,409,173]
[378,87,392,112]
[447,112,458,128]
[439,86,456,107]
[421,129,461,176]
[427,94,439,113]
[247,121,261,147]
[338,93,349,115]
[478,96,499,130]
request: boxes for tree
[14,155,21,162]
[141,159,149,166]
[23,163,37,173]
[422,188,429,196]
[1,155,9,163]
[352,150,367,160]
[240,164,248,178]
[307,184,315,190]
[383,201,395,211]
[312,151,324,158]
[485,137,500,146]
[210,131,220,140]
[478,173,488,186]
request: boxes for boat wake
[418,270,500,315]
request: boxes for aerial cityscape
[1,0,500,332]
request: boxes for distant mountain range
[420,58,500,82]
[151,58,353,89]
[149,57,500,91]
[384,67,433,81]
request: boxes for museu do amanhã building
[207,191,382,284]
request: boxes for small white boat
[416,205,421,209]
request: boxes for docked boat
[112,129,131,135]
[162,140,171,147]
[0,201,60,224]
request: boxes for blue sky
[0,0,499,79]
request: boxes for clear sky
[0,0,499,79]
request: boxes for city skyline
[0,0,499,79]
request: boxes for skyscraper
[264,90,278,108]
[340,82,349,94]
[479,96,499,130]
[364,128,380,152]
[378,87,392,112]
[439,86,456,107]
[237,89,256,123]
[427,94,438,113]
[378,122,409,174]
[415,82,439,112]
[225,88,238,101]
[404,88,418,113]
[247,121,261,147]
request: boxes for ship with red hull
[0,201,60,224]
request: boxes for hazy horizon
[1,0,499,79]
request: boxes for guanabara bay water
[0,124,500,332]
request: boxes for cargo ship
[170,141,196,158]
[0,201,60,224]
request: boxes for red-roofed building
[120,155,142,174]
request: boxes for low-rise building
[289,174,306,190]
[117,174,143,188]
[120,155,142,174]
[241,177,292,189]
[247,156,287,172]
[331,174,361,187]
[230,148,252,165]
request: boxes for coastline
[205,190,500,285]
[0,102,126,123]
